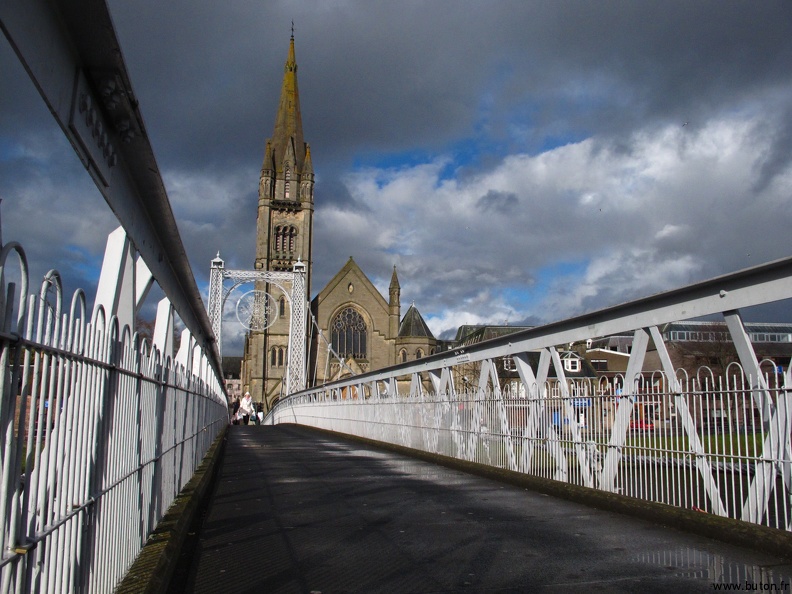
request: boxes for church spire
[389,265,401,339]
[389,265,400,293]
[270,32,306,174]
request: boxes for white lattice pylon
[207,255,308,396]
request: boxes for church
[241,34,436,410]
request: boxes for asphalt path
[178,425,792,593]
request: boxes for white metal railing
[3,2,229,590]
[269,256,792,533]
[0,239,228,592]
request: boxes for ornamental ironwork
[208,256,307,394]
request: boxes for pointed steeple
[302,144,313,177]
[389,265,401,339]
[270,33,306,175]
[389,265,400,293]
[300,144,314,203]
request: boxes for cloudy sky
[3,1,792,354]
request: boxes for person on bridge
[238,392,255,425]
[231,395,240,425]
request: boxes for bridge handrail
[0,238,228,593]
[1,0,222,381]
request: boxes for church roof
[267,34,306,174]
[399,304,435,339]
[312,257,390,313]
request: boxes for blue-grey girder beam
[1,0,222,377]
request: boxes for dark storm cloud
[476,190,519,213]
[105,1,792,178]
[753,104,792,194]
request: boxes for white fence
[0,241,228,593]
[2,2,230,590]
[269,256,792,533]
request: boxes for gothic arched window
[270,346,286,367]
[415,348,424,359]
[274,226,282,252]
[399,349,407,363]
[288,226,296,252]
[279,296,286,317]
[331,307,367,360]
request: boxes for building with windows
[661,321,792,347]
[243,36,435,409]
[581,321,792,380]
[309,258,436,385]
[437,325,597,398]
[241,32,314,407]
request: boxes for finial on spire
[291,20,295,40]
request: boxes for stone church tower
[242,33,436,406]
[242,33,314,409]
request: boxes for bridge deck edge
[115,426,228,594]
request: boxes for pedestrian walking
[231,395,240,425]
[239,392,255,425]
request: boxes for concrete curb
[300,424,792,561]
[115,426,227,594]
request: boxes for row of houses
[433,321,792,432]
[226,320,791,393]
[440,320,791,385]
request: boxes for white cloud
[315,113,791,333]
[655,224,684,240]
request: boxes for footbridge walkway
[145,424,792,593]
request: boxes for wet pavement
[178,425,792,593]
